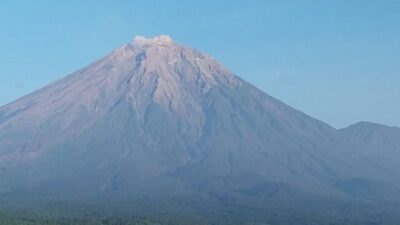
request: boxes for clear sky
[0,0,399,128]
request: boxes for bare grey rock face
[0,35,399,222]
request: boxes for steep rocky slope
[0,35,399,224]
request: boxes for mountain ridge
[0,35,399,224]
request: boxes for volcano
[0,35,399,224]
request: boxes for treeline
[0,214,159,225]
[0,213,208,225]
[0,205,395,225]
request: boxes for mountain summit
[132,35,174,46]
[0,36,399,224]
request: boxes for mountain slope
[0,35,399,224]
[341,121,400,150]
[340,122,400,183]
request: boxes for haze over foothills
[1,1,400,225]
[1,1,399,128]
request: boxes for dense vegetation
[0,217,156,225]
[0,213,159,225]
[0,209,398,225]
[1,196,399,225]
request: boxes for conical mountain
[0,35,399,223]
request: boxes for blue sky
[0,0,399,128]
